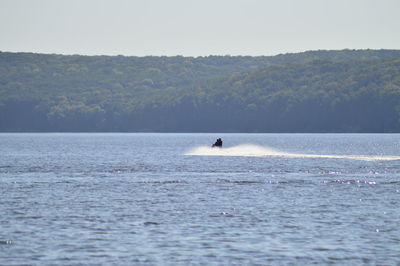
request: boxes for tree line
[1,49,400,132]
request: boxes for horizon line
[1,48,398,58]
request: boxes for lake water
[1,133,400,265]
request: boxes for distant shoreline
[1,49,400,132]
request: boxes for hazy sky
[1,0,399,56]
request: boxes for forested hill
[1,49,400,132]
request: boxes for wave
[184,144,400,161]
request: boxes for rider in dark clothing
[212,138,223,147]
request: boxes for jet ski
[212,138,223,148]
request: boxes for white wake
[184,144,400,161]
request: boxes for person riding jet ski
[212,138,223,148]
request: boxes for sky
[1,0,399,57]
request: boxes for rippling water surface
[1,133,400,265]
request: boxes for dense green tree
[0,50,400,132]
